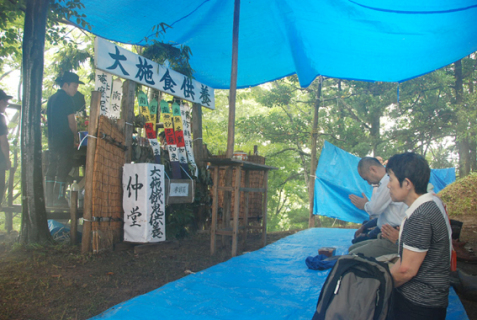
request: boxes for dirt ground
[0,230,299,320]
[1,220,477,320]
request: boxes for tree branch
[338,97,371,130]
[268,148,310,158]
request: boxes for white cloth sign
[94,69,112,117]
[95,37,215,109]
[123,163,166,243]
[109,78,123,119]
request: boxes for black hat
[60,71,85,84]
[0,90,13,101]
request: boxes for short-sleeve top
[398,195,450,308]
[46,89,75,150]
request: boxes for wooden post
[210,166,219,255]
[81,91,101,254]
[70,191,78,245]
[226,0,241,158]
[192,103,204,165]
[308,76,323,228]
[262,170,268,246]
[242,170,250,243]
[231,165,241,257]
[121,80,136,163]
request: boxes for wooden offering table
[207,158,277,257]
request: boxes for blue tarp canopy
[70,0,477,89]
[91,228,467,319]
[313,141,456,224]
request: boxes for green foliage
[165,203,195,239]
[165,167,213,239]
[0,0,92,72]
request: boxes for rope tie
[77,134,97,150]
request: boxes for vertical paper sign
[161,101,175,145]
[172,102,188,168]
[95,69,112,116]
[145,122,156,139]
[123,163,165,243]
[149,138,161,156]
[180,103,198,176]
[161,101,181,178]
[110,78,123,119]
[149,98,158,126]
[137,91,151,121]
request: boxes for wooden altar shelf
[208,158,277,257]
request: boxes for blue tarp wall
[91,228,467,319]
[313,141,456,223]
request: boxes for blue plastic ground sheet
[92,228,467,320]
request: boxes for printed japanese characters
[123,163,166,242]
[95,37,215,109]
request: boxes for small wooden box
[318,247,336,257]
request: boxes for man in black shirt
[46,72,83,207]
[0,90,12,203]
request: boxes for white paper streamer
[109,78,123,119]
[180,103,198,176]
[149,138,161,156]
[94,69,112,117]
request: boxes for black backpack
[312,254,394,320]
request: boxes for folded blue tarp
[313,141,456,223]
[92,228,467,319]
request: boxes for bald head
[358,157,386,185]
[358,157,383,172]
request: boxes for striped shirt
[398,193,450,308]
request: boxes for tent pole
[226,0,241,158]
[308,76,323,228]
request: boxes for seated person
[349,157,407,244]
[352,217,380,243]
[387,152,451,319]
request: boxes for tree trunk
[470,136,477,172]
[370,112,380,156]
[20,0,51,244]
[469,80,477,172]
[454,59,471,177]
[308,76,323,228]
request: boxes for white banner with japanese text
[180,103,198,177]
[94,37,215,110]
[94,69,112,117]
[110,78,123,119]
[123,163,166,243]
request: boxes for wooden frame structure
[208,158,276,257]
